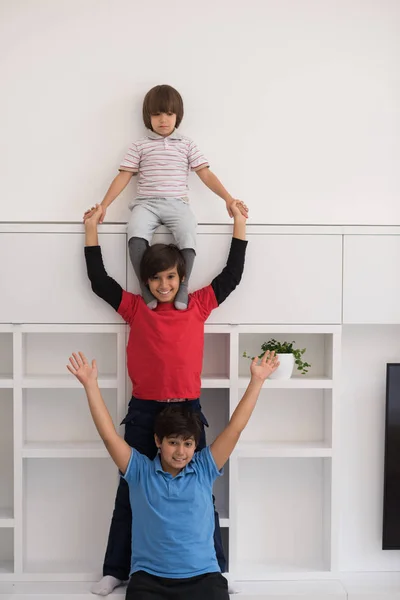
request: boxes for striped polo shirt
[119,129,209,200]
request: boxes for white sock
[222,573,241,594]
[91,575,124,596]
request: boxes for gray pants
[128,197,197,250]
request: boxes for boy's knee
[173,231,196,251]
[172,212,197,249]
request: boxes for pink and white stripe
[119,130,209,200]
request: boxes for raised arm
[67,352,131,474]
[84,206,123,311]
[210,351,280,470]
[211,200,248,305]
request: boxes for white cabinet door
[128,233,342,324]
[343,235,400,324]
[0,233,126,323]
[204,234,342,324]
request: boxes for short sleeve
[187,140,209,172]
[119,142,140,172]
[117,289,141,324]
[192,446,223,484]
[122,447,148,485]
[189,285,218,321]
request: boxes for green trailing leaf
[243,338,311,375]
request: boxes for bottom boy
[67,350,279,600]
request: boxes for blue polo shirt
[123,445,223,578]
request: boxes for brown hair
[140,243,186,283]
[142,85,184,130]
[154,405,203,446]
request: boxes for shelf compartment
[23,388,117,445]
[202,334,230,379]
[236,441,332,458]
[201,377,230,388]
[0,391,13,522]
[219,511,229,528]
[238,376,333,389]
[0,529,13,574]
[200,389,229,440]
[22,333,118,378]
[238,389,333,447]
[235,457,332,578]
[0,509,14,528]
[239,333,335,380]
[200,389,230,520]
[22,375,118,389]
[0,333,13,381]
[23,458,118,574]
[0,379,13,389]
[22,442,108,459]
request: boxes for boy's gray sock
[128,237,157,309]
[175,248,195,310]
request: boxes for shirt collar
[146,128,183,141]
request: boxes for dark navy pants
[126,570,229,600]
[103,397,227,580]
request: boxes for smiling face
[147,265,182,303]
[155,434,196,476]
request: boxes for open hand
[226,198,248,219]
[83,204,106,224]
[250,350,280,382]
[67,352,98,387]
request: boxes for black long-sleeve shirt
[84,237,247,311]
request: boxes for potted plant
[243,339,311,380]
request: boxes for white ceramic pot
[268,353,295,380]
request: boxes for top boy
[83,84,248,310]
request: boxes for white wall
[340,326,400,571]
[1,0,400,578]
[1,0,399,224]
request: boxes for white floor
[1,574,400,600]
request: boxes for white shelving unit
[0,324,127,581]
[0,327,14,577]
[0,322,341,583]
[229,325,341,581]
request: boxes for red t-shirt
[118,285,218,399]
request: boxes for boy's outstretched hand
[250,350,280,382]
[83,204,103,228]
[83,204,106,224]
[230,199,248,221]
[226,198,249,219]
[67,352,98,388]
